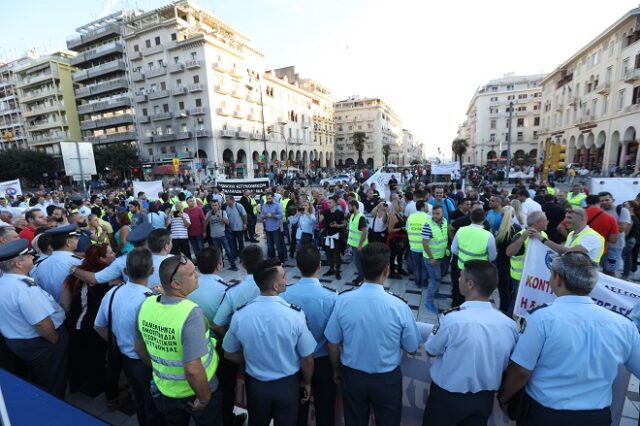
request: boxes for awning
[151,165,190,175]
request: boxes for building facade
[0,56,34,150]
[459,73,544,167]
[14,51,81,155]
[334,96,403,169]
[539,7,640,174]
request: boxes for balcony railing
[77,96,131,114]
[134,94,148,103]
[172,86,187,96]
[16,71,58,88]
[190,107,206,116]
[624,68,640,84]
[215,84,231,94]
[20,87,62,102]
[73,60,126,82]
[22,104,59,118]
[66,23,119,50]
[188,83,204,92]
[86,131,137,144]
[145,67,166,79]
[216,107,230,116]
[219,129,235,138]
[596,81,611,95]
[150,112,172,121]
[75,78,128,98]
[175,131,192,140]
[132,71,145,82]
[154,133,176,142]
[148,90,170,100]
[236,131,250,139]
[142,45,163,57]
[168,63,184,73]
[70,41,124,65]
[196,129,210,137]
[185,60,202,69]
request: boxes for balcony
[86,131,137,144]
[142,45,163,56]
[75,78,128,98]
[78,96,132,114]
[188,83,204,92]
[20,87,62,102]
[555,102,564,111]
[148,90,170,100]
[145,67,166,79]
[568,97,578,106]
[175,131,191,140]
[190,107,206,116]
[215,84,232,94]
[151,112,172,121]
[73,60,126,82]
[172,86,187,96]
[216,106,231,116]
[229,66,242,78]
[596,81,611,95]
[196,129,210,137]
[231,88,245,99]
[16,71,58,88]
[139,115,150,123]
[233,109,245,119]
[93,114,135,128]
[277,116,288,124]
[22,104,59,118]
[624,103,640,113]
[176,109,190,118]
[129,51,142,61]
[134,93,148,103]
[246,92,260,104]
[185,60,202,69]
[70,41,124,65]
[250,131,262,140]
[168,63,184,73]
[154,133,176,142]
[213,62,229,72]
[247,112,259,121]
[236,131,250,139]
[624,68,640,84]
[219,129,235,138]
[132,71,145,82]
[517,98,530,104]
[66,23,120,50]
[27,119,64,132]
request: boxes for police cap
[0,238,30,261]
[44,224,79,236]
[126,222,153,243]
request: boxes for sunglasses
[168,255,188,283]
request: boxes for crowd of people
[0,174,640,426]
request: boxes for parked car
[320,173,354,186]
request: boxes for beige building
[14,51,81,155]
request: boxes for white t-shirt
[521,198,542,220]
[602,206,631,250]
[565,226,604,262]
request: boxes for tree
[352,132,367,165]
[382,144,391,166]
[451,138,469,168]
[94,142,140,177]
[0,148,58,184]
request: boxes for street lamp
[179,112,200,185]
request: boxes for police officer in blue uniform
[0,239,68,398]
[282,245,337,426]
[223,258,316,426]
[499,252,640,425]
[94,248,162,426]
[31,224,83,302]
[423,260,518,425]
[325,242,421,426]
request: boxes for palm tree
[352,132,367,165]
[451,138,469,168]
[382,144,391,166]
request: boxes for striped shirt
[421,219,446,240]
[169,213,191,239]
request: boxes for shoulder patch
[322,284,337,293]
[289,303,302,311]
[224,282,239,291]
[236,302,248,311]
[387,291,408,303]
[216,279,230,287]
[20,277,36,287]
[443,306,461,316]
[33,257,46,266]
[144,292,153,297]
[527,304,548,315]
[72,255,83,260]
[338,287,355,295]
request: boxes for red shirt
[585,207,618,244]
[18,226,36,248]
[184,207,205,237]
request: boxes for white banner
[133,180,164,201]
[431,162,460,175]
[364,170,402,199]
[514,239,640,318]
[590,178,640,205]
[0,179,22,197]
[217,178,270,200]
[509,170,534,179]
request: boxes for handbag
[505,389,531,421]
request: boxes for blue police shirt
[95,255,127,284]
[281,277,337,358]
[32,250,83,302]
[149,254,172,289]
[324,283,420,373]
[95,281,153,359]
[213,275,259,327]
[188,274,228,325]
[511,295,640,410]
[222,295,316,381]
[0,274,66,339]
[425,301,518,393]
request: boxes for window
[518,94,527,99]
[533,117,540,126]
[178,101,184,109]
[145,39,151,48]
[161,146,167,154]
[193,75,199,83]
[633,87,640,105]
[507,95,515,100]
[157,59,164,67]
[606,66,613,83]
[165,125,172,134]
[171,33,177,41]
[517,132,523,141]
[169,146,176,153]
[517,118,524,127]
[160,82,166,90]
[133,45,139,52]
[176,78,182,87]
[623,58,630,76]
[603,96,609,114]
[195,99,202,107]
[163,104,169,112]
[636,53,640,69]
[490,119,496,129]
[142,108,148,116]
[608,40,615,57]
[489,133,496,142]
[150,83,157,92]
[490,97,498,102]
[148,62,154,70]
[155,36,161,45]
[190,52,197,60]
[148,148,153,156]
[533,131,538,139]
[173,56,179,64]
[618,89,626,110]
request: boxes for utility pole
[506,101,513,183]
[258,80,269,171]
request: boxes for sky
[1,0,638,158]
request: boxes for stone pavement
[64,237,640,425]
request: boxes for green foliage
[451,138,469,166]
[382,144,391,165]
[351,132,367,160]
[94,143,140,175]
[0,148,58,183]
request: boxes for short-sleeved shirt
[95,255,128,284]
[213,275,259,327]
[208,211,228,238]
[188,274,228,325]
[511,296,640,410]
[585,207,618,244]
[425,301,518,393]
[225,203,247,232]
[324,283,420,373]
[222,295,316,381]
[565,226,605,261]
[602,206,631,250]
[185,207,205,237]
[169,213,191,239]
[485,209,503,235]
[32,250,83,302]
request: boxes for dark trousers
[153,387,222,426]
[245,373,300,426]
[68,323,108,396]
[216,347,239,426]
[189,235,205,257]
[210,236,237,266]
[171,238,192,259]
[246,215,257,240]
[5,326,69,399]
[342,365,402,426]
[298,356,336,426]
[327,247,342,273]
[422,382,494,426]
[122,355,163,426]
[266,229,287,262]
[496,260,512,313]
[450,256,465,307]
[518,397,611,426]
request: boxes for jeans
[227,230,245,260]
[153,387,222,426]
[122,356,163,426]
[266,228,287,262]
[424,257,447,303]
[602,245,622,275]
[352,246,364,282]
[188,235,205,257]
[246,215,257,240]
[410,250,427,287]
[210,236,236,267]
[622,237,636,277]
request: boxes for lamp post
[506,101,513,183]
[179,112,200,185]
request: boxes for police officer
[31,224,83,302]
[223,258,316,426]
[282,245,337,426]
[325,242,421,426]
[0,239,68,398]
[135,254,222,426]
[94,248,162,426]
[423,260,518,425]
[499,252,640,425]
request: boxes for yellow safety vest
[280,198,290,222]
[137,297,218,399]
[423,218,448,259]
[567,192,586,208]
[407,211,429,252]
[250,197,257,215]
[456,225,491,269]
[90,226,105,245]
[546,187,557,196]
[510,229,548,281]
[347,212,368,248]
[565,227,605,263]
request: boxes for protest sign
[133,180,164,200]
[217,178,270,200]
[0,179,22,197]
[431,162,460,175]
[363,169,402,199]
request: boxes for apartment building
[67,11,140,148]
[539,6,640,173]
[334,96,403,169]
[402,129,423,165]
[13,51,81,155]
[0,55,33,150]
[460,73,544,167]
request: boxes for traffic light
[172,157,180,173]
[3,130,13,142]
[551,143,566,170]
[267,125,273,134]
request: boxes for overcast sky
[1,0,637,157]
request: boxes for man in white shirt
[599,191,631,276]
[516,188,542,221]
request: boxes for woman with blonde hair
[495,205,522,313]
[387,199,408,278]
[511,199,525,227]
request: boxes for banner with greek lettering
[217,178,270,200]
[431,162,460,175]
[514,239,640,318]
[0,179,22,197]
[363,170,402,199]
[133,180,164,201]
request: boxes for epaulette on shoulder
[527,304,548,315]
[236,302,248,311]
[387,291,407,303]
[72,254,83,260]
[225,282,239,291]
[338,287,355,295]
[33,257,46,266]
[20,277,36,287]
[289,303,302,311]
[322,284,337,293]
[443,306,461,316]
